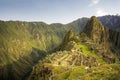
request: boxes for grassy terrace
[75,43,106,64]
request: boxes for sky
[0,0,120,24]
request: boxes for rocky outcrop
[83,16,109,45]
[54,30,75,51]
[62,30,74,44]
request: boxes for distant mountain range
[98,15,120,30]
[0,15,120,80]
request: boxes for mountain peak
[83,16,112,60]
[91,16,98,20]
[63,30,74,43]
[83,16,108,44]
[83,16,103,36]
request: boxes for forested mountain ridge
[0,19,87,80]
[0,15,120,80]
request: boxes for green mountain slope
[0,19,87,80]
[28,16,120,80]
[0,15,120,80]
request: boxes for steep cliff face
[109,29,120,51]
[83,16,109,45]
[82,16,115,62]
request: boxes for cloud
[95,9,108,16]
[89,0,100,7]
[92,0,100,4]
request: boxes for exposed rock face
[82,16,120,55]
[83,16,109,45]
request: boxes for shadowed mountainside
[98,15,120,30]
